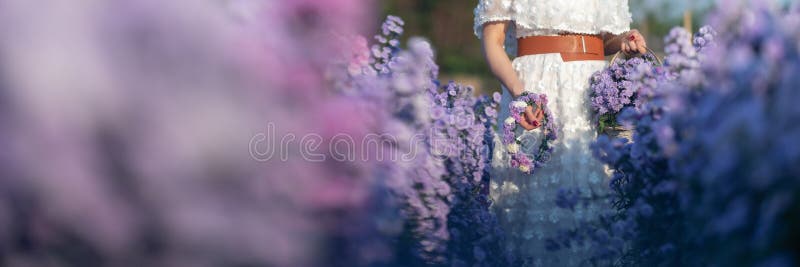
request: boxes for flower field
[0,0,798,266]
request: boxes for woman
[474,0,646,265]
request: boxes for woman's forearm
[603,33,623,56]
[482,22,525,97]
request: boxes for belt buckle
[580,36,587,54]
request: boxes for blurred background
[378,0,717,93]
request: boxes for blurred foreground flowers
[0,0,380,266]
[0,1,511,266]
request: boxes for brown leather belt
[517,35,605,62]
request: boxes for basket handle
[609,47,663,66]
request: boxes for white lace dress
[474,1,632,266]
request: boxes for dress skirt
[490,53,611,267]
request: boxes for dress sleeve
[599,0,632,35]
[474,0,514,39]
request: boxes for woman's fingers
[520,105,540,130]
[518,115,536,130]
[624,30,647,55]
[518,119,536,130]
[634,34,647,54]
[621,30,647,55]
[516,104,544,130]
[527,106,542,125]
[632,41,643,54]
[534,106,544,123]
[524,106,537,123]
[622,40,647,55]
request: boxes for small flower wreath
[502,92,559,173]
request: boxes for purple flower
[493,92,502,103]
[484,106,497,117]
[431,106,446,120]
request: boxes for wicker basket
[600,125,633,142]
[609,47,663,65]
[597,48,662,143]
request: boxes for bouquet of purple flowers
[589,53,661,133]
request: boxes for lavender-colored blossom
[337,16,515,266]
[428,81,518,266]
[590,53,662,129]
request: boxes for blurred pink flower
[0,0,381,266]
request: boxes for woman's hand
[621,29,647,55]
[603,29,648,56]
[518,105,544,131]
